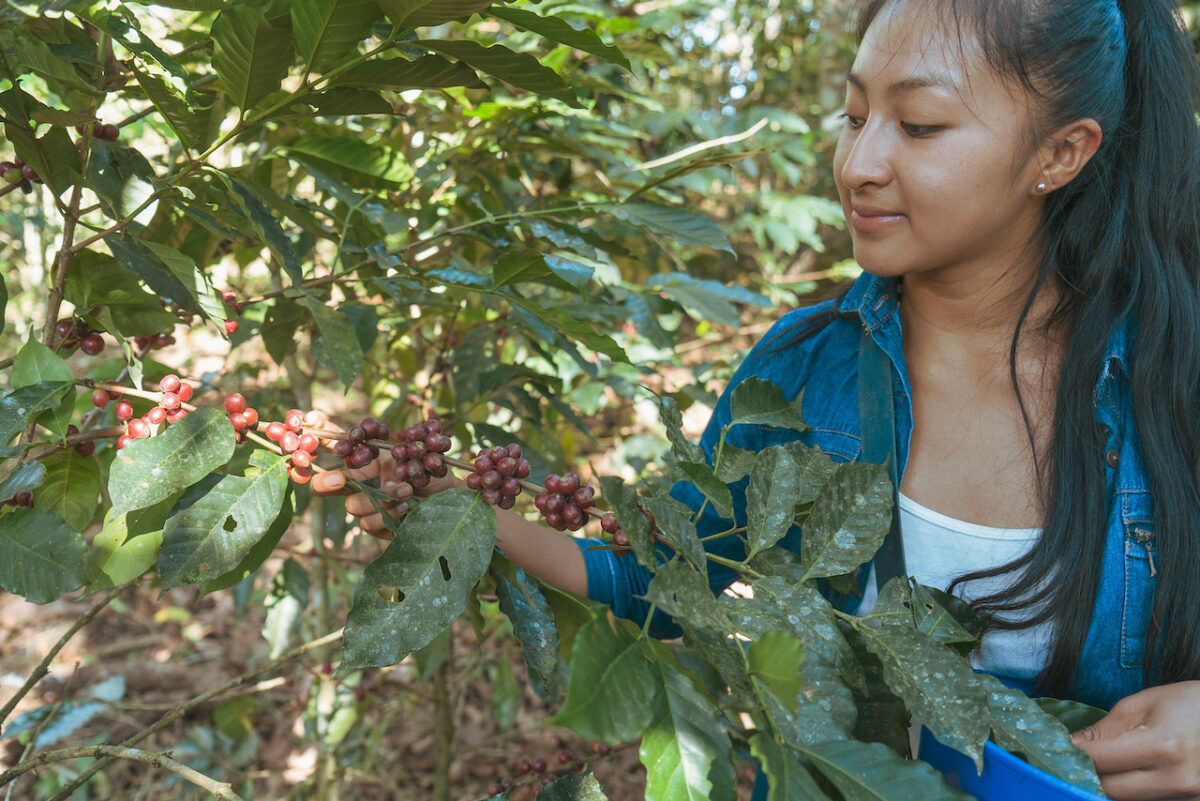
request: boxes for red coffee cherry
[80,333,105,355]
[224,319,238,334]
[91,389,110,408]
[145,406,168,425]
[298,433,319,454]
[160,392,180,411]
[176,381,194,403]
[224,393,246,414]
[159,374,181,394]
[114,400,134,421]
[127,419,150,439]
[242,407,258,428]
[265,422,287,441]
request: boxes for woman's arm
[1072,680,1200,800]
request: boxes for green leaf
[639,495,706,577]
[747,445,800,558]
[108,408,237,517]
[0,507,87,603]
[550,614,658,743]
[86,495,178,591]
[375,0,493,28]
[983,676,1104,794]
[492,251,551,289]
[727,377,808,432]
[748,631,807,705]
[537,769,610,801]
[909,581,982,654]
[757,654,856,745]
[1035,697,1107,734]
[86,138,158,224]
[292,0,381,73]
[37,450,102,532]
[341,490,496,669]
[302,297,365,389]
[488,7,630,69]
[544,255,594,290]
[305,88,395,115]
[803,739,973,801]
[261,299,308,365]
[12,339,74,435]
[675,462,733,521]
[423,40,582,108]
[287,136,414,186]
[749,732,833,801]
[631,149,764,199]
[211,5,295,110]
[659,395,705,463]
[510,298,628,363]
[859,582,990,768]
[105,237,208,317]
[4,117,81,196]
[782,441,839,504]
[492,559,567,703]
[714,443,757,483]
[334,54,487,90]
[0,381,74,446]
[229,178,303,285]
[131,66,204,150]
[539,584,597,663]
[597,476,657,567]
[840,622,910,755]
[640,658,737,801]
[158,451,289,588]
[608,202,733,253]
[263,557,309,657]
[91,11,189,82]
[800,462,891,581]
[199,489,295,595]
[0,462,44,503]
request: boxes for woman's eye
[901,122,943,137]
[838,113,864,130]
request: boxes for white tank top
[856,492,1052,681]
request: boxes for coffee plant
[0,0,1109,798]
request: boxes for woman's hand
[1072,680,1200,800]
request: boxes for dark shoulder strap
[858,328,907,588]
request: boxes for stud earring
[1036,182,1048,193]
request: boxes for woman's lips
[849,206,906,234]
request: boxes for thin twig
[0,745,244,799]
[0,582,133,733]
[43,629,344,801]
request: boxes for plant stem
[43,629,344,801]
[0,746,244,799]
[0,582,133,733]
[698,526,746,543]
[706,553,764,579]
[432,659,453,801]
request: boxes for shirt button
[1105,449,1120,468]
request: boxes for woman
[315,0,1200,796]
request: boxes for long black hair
[801,0,1200,694]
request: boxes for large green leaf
[37,450,102,532]
[0,507,87,603]
[748,630,806,705]
[759,653,856,745]
[0,462,44,504]
[375,0,493,28]
[4,114,82,196]
[489,7,630,69]
[333,54,487,90]
[782,441,839,505]
[106,237,223,320]
[86,139,158,221]
[287,136,414,186]
[12,338,74,435]
[228,178,303,286]
[859,583,990,768]
[492,558,567,703]
[640,657,737,801]
[158,451,289,588]
[130,66,203,151]
[727,377,808,432]
[746,445,799,558]
[198,489,295,596]
[802,739,972,801]
[800,462,891,581]
[714,443,757,483]
[596,476,657,568]
[0,381,74,446]
[211,4,295,110]
[510,298,629,363]
[983,676,1103,794]
[86,495,179,591]
[292,0,381,73]
[108,408,237,517]
[749,733,833,801]
[341,490,496,669]
[639,495,706,576]
[608,203,733,253]
[675,462,733,521]
[423,40,582,108]
[1036,697,1107,734]
[302,297,365,389]
[550,614,658,743]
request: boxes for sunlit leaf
[211,4,295,110]
[423,40,582,108]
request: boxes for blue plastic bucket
[919,728,1105,800]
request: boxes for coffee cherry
[80,333,105,355]
[506,443,523,459]
[348,425,366,442]
[159,374,182,394]
[153,333,174,349]
[224,393,246,414]
[101,123,120,141]
[265,421,287,441]
[601,512,620,534]
[228,411,247,431]
[496,457,517,476]
[573,486,595,508]
[545,474,561,494]
[242,407,258,428]
[21,164,40,183]
[222,290,236,305]
[116,434,131,449]
[114,400,133,421]
[75,438,96,457]
[347,445,373,469]
[91,389,110,408]
[360,417,381,439]
[298,433,318,453]
[613,530,631,548]
[290,449,311,468]
[557,749,573,765]
[533,758,548,774]
[145,406,168,425]
[127,419,150,439]
[285,411,304,433]
[518,758,533,774]
[12,491,34,506]
[333,439,353,458]
[280,431,300,453]
[166,408,187,424]
[466,472,483,490]
[160,392,180,411]
[481,488,502,505]
[288,464,313,484]
[1,163,21,184]
[224,319,238,334]
[559,474,580,495]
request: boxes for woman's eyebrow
[846,71,959,97]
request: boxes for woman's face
[833,0,1047,283]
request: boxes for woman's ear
[1035,118,1103,193]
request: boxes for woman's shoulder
[738,295,862,379]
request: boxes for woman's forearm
[494,509,589,597]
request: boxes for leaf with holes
[158,451,289,588]
[0,507,87,603]
[341,490,496,670]
[108,408,236,517]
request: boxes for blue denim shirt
[577,271,1158,710]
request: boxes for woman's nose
[838,121,893,190]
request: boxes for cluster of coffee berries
[265,409,318,482]
[52,318,106,356]
[92,375,194,449]
[533,473,594,531]
[76,122,120,142]
[221,290,240,334]
[65,424,95,458]
[332,416,388,470]
[3,492,34,508]
[389,418,452,489]
[1,156,40,193]
[600,511,630,554]
[222,393,260,443]
[133,332,175,351]
[467,444,531,508]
